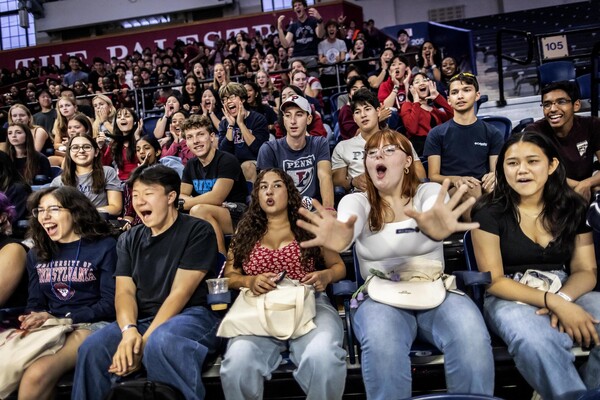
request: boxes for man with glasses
[424,73,503,219]
[528,80,600,201]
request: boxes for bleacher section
[446,1,600,98]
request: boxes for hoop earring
[404,167,409,175]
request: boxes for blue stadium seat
[480,115,513,141]
[538,61,576,88]
[411,394,504,400]
[142,116,162,138]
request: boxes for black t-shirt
[0,235,29,308]
[33,109,57,136]
[472,203,590,275]
[115,213,217,318]
[4,182,32,224]
[14,152,52,184]
[182,150,248,203]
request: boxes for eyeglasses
[541,98,571,109]
[32,206,67,218]
[69,144,94,152]
[221,94,239,103]
[366,144,408,159]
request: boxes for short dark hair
[350,88,380,112]
[36,87,51,100]
[292,0,307,7]
[397,29,409,37]
[346,75,369,93]
[128,164,181,207]
[325,19,338,29]
[541,80,580,102]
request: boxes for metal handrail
[496,28,535,107]
[591,41,599,117]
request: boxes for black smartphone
[274,270,287,284]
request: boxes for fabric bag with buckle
[0,317,74,398]
[217,277,316,340]
[366,259,455,310]
[516,269,562,293]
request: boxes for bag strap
[256,286,305,340]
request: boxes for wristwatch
[316,18,323,23]
[393,85,400,92]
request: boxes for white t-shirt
[337,182,445,280]
[331,133,421,180]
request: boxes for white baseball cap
[280,95,312,115]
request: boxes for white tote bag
[217,278,316,340]
[0,318,74,399]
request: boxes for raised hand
[404,179,480,241]
[297,199,357,252]
[426,80,439,100]
[277,15,286,28]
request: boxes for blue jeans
[352,294,494,400]
[484,291,600,400]
[71,306,221,400]
[220,293,347,400]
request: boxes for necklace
[519,208,541,219]
[49,239,81,301]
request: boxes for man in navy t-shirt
[277,0,325,76]
[424,73,503,219]
[257,95,334,209]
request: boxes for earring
[404,167,409,175]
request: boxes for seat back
[578,73,592,100]
[329,91,347,114]
[480,115,513,141]
[142,116,162,138]
[538,60,576,88]
[463,231,486,308]
[411,394,505,399]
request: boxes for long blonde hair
[91,94,116,137]
[52,96,78,144]
[211,63,230,91]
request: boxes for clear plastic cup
[206,278,229,294]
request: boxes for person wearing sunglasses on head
[423,73,504,221]
[527,80,600,202]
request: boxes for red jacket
[400,94,453,138]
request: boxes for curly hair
[364,129,421,232]
[230,168,321,270]
[472,131,587,255]
[27,186,116,262]
[0,192,16,236]
[109,107,138,169]
[61,134,106,193]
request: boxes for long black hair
[472,131,587,254]
[109,107,138,169]
[28,186,116,262]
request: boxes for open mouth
[44,223,58,237]
[376,164,387,178]
[517,178,532,183]
[548,114,562,124]
[139,210,152,220]
[266,198,275,206]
